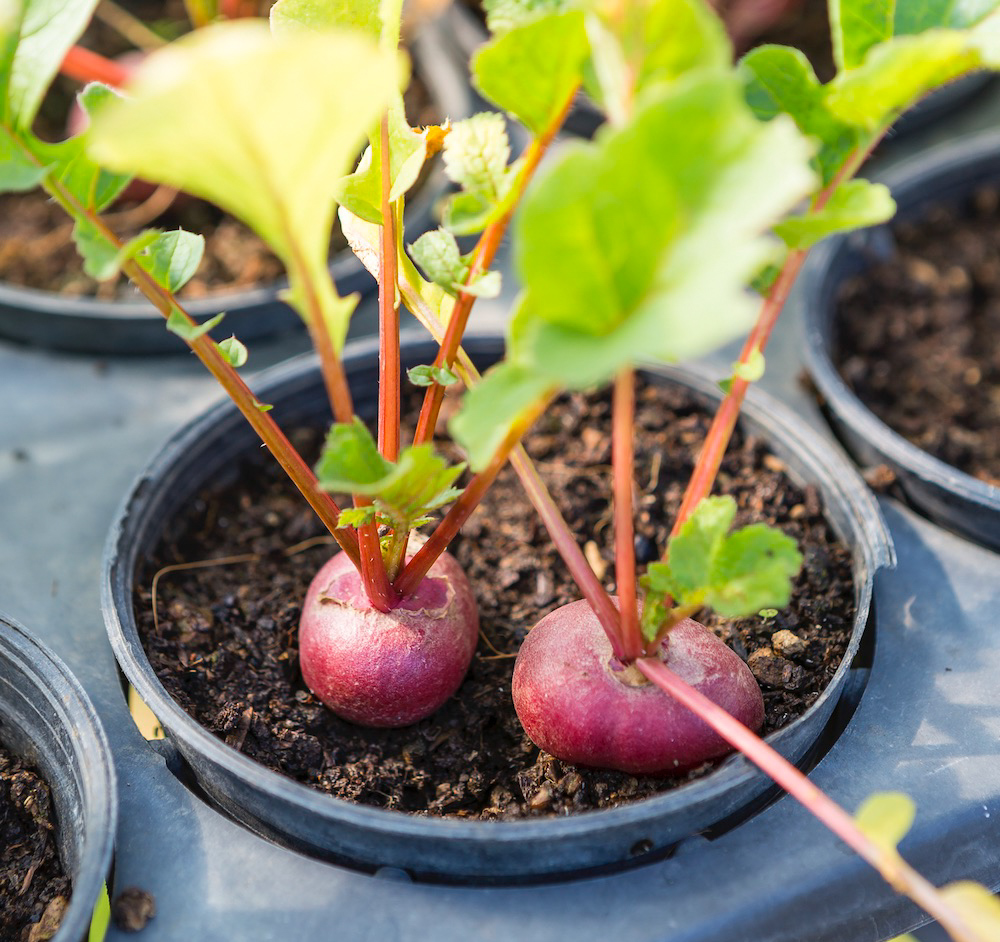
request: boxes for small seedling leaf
[1,0,99,127]
[707,523,801,616]
[138,229,205,293]
[472,11,589,134]
[732,347,765,383]
[940,881,1000,942]
[72,218,156,280]
[270,0,381,41]
[216,335,248,367]
[315,417,393,493]
[166,309,225,342]
[460,269,502,298]
[407,364,459,387]
[337,505,376,528]
[775,179,895,249]
[0,128,48,191]
[409,228,467,292]
[664,495,736,601]
[854,791,916,854]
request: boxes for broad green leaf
[408,364,459,387]
[450,359,555,471]
[854,791,916,854]
[831,0,894,71]
[138,229,205,293]
[741,44,860,184]
[216,335,247,367]
[825,29,992,130]
[709,523,801,616]
[774,179,895,249]
[167,309,225,341]
[1,0,99,127]
[409,227,467,289]
[0,125,47,191]
[473,11,589,134]
[940,881,1000,941]
[509,72,815,388]
[316,417,392,492]
[88,21,396,349]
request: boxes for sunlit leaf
[138,229,205,293]
[940,881,1000,941]
[854,791,916,854]
[216,335,247,367]
[774,179,895,249]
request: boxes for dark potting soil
[834,186,1000,487]
[134,378,855,819]
[0,744,71,942]
[1,1,437,303]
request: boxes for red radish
[512,599,764,775]
[299,549,479,727]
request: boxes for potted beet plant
[5,0,1000,936]
[0,611,116,942]
[0,0,467,354]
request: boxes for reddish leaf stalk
[61,46,131,88]
[411,83,581,448]
[24,151,363,570]
[378,112,401,462]
[394,395,553,597]
[355,498,397,613]
[636,658,982,942]
[613,369,642,661]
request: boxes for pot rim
[0,611,117,942]
[800,129,1000,507]
[102,329,891,870]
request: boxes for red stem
[393,396,552,597]
[378,113,400,462]
[636,658,981,942]
[355,499,396,612]
[411,83,580,448]
[613,369,642,661]
[61,46,131,88]
[219,0,259,17]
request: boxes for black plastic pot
[0,23,469,356]
[801,130,1000,552]
[103,331,891,883]
[0,612,116,942]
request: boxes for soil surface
[1,1,437,302]
[134,378,855,819]
[835,186,1000,487]
[0,744,71,942]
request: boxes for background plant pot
[0,22,469,356]
[801,130,1000,552]
[0,611,116,942]
[103,331,891,883]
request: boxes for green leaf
[137,229,205,293]
[940,881,1000,941]
[88,21,396,349]
[88,882,110,942]
[472,11,589,134]
[854,791,916,854]
[442,187,509,236]
[450,359,555,471]
[166,309,225,342]
[407,364,459,387]
[463,269,501,298]
[775,179,895,249]
[216,335,248,367]
[337,505,376,528]
[650,495,802,619]
[1,0,100,127]
[831,0,895,71]
[741,44,860,184]
[409,228,467,292]
[270,0,381,41]
[732,347,765,382]
[315,417,392,492]
[825,29,994,130]
[508,71,815,389]
[482,0,569,34]
[72,220,158,281]
[0,126,48,192]
[23,130,132,213]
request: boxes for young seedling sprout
[4,0,1000,936]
